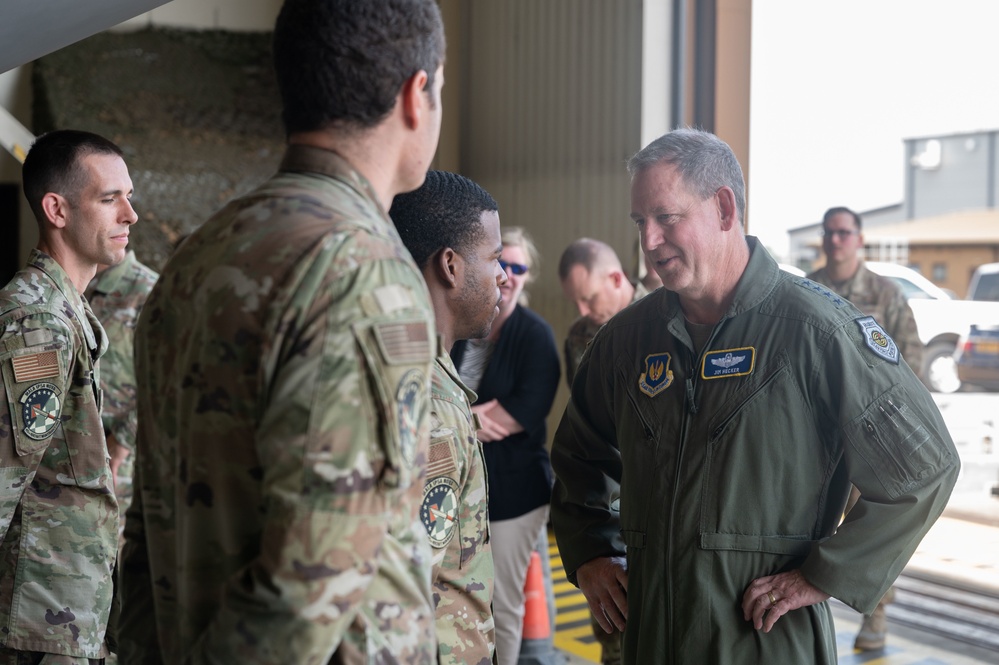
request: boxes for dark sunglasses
[822,229,857,239]
[499,259,529,276]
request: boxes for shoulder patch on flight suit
[639,352,674,397]
[855,316,900,364]
[702,347,755,379]
[421,476,459,549]
[372,284,414,314]
[396,369,427,465]
[18,381,62,441]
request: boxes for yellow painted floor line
[555,594,588,610]
[555,607,592,624]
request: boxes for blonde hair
[502,226,540,305]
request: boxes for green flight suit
[551,237,959,664]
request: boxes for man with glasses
[806,206,923,650]
[807,207,923,384]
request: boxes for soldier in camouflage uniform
[390,170,508,665]
[84,251,158,541]
[807,205,922,651]
[118,1,447,662]
[559,238,649,387]
[0,130,137,663]
[556,238,647,665]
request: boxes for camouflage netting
[33,27,285,272]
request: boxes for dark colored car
[954,324,999,391]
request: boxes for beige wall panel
[460,0,644,438]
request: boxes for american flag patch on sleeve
[12,351,60,383]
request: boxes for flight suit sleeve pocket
[2,349,66,457]
[844,385,951,499]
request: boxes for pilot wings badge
[702,347,756,379]
[639,352,674,397]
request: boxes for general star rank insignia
[421,476,459,548]
[18,382,62,441]
[855,316,899,364]
[639,352,673,397]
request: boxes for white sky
[748,0,999,258]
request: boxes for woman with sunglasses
[451,226,561,665]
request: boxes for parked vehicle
[954,324,999,391]
[967,262,999,301]
[866,262,999,393]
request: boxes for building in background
[788,128,999,296]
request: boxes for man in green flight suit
[119,0,447,662]
[550,128,959,664]
[391,170,509,665]
[0,129,137,663]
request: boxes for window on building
[932,262,947,282]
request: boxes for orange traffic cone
[521,550,551,640]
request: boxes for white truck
[866,262,999,393]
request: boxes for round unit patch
[18,382,62,441]
[421,476,459,549]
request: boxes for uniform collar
[27,248,105,356]
[87,250,136,296]
[661,235,779,329]
[436,342,477,404]
[279,144,384,215]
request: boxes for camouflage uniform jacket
[0,249,115,658]
[119,145,438,665]
[807,262,923,378]
[85,250,159,523]
[425,348,494,665]
[564,283,648,387]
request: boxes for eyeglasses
[822,229,858,239]
[499,259,529,276]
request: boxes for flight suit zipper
[666,321,724,662]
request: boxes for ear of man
[400,69,431,130]
[40,192,71,230]
[433,246,461,290]
[715,186,738,231]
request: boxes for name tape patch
[702,347,756,380]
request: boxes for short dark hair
[273,0,445,136]
[390,170,498,269]
[628,128,747,226]
[21,129,124,224]
[822,206,862,231]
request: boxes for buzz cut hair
[21,129,125,224]
[390,170,498,269]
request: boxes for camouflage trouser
[0,650,103,665]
